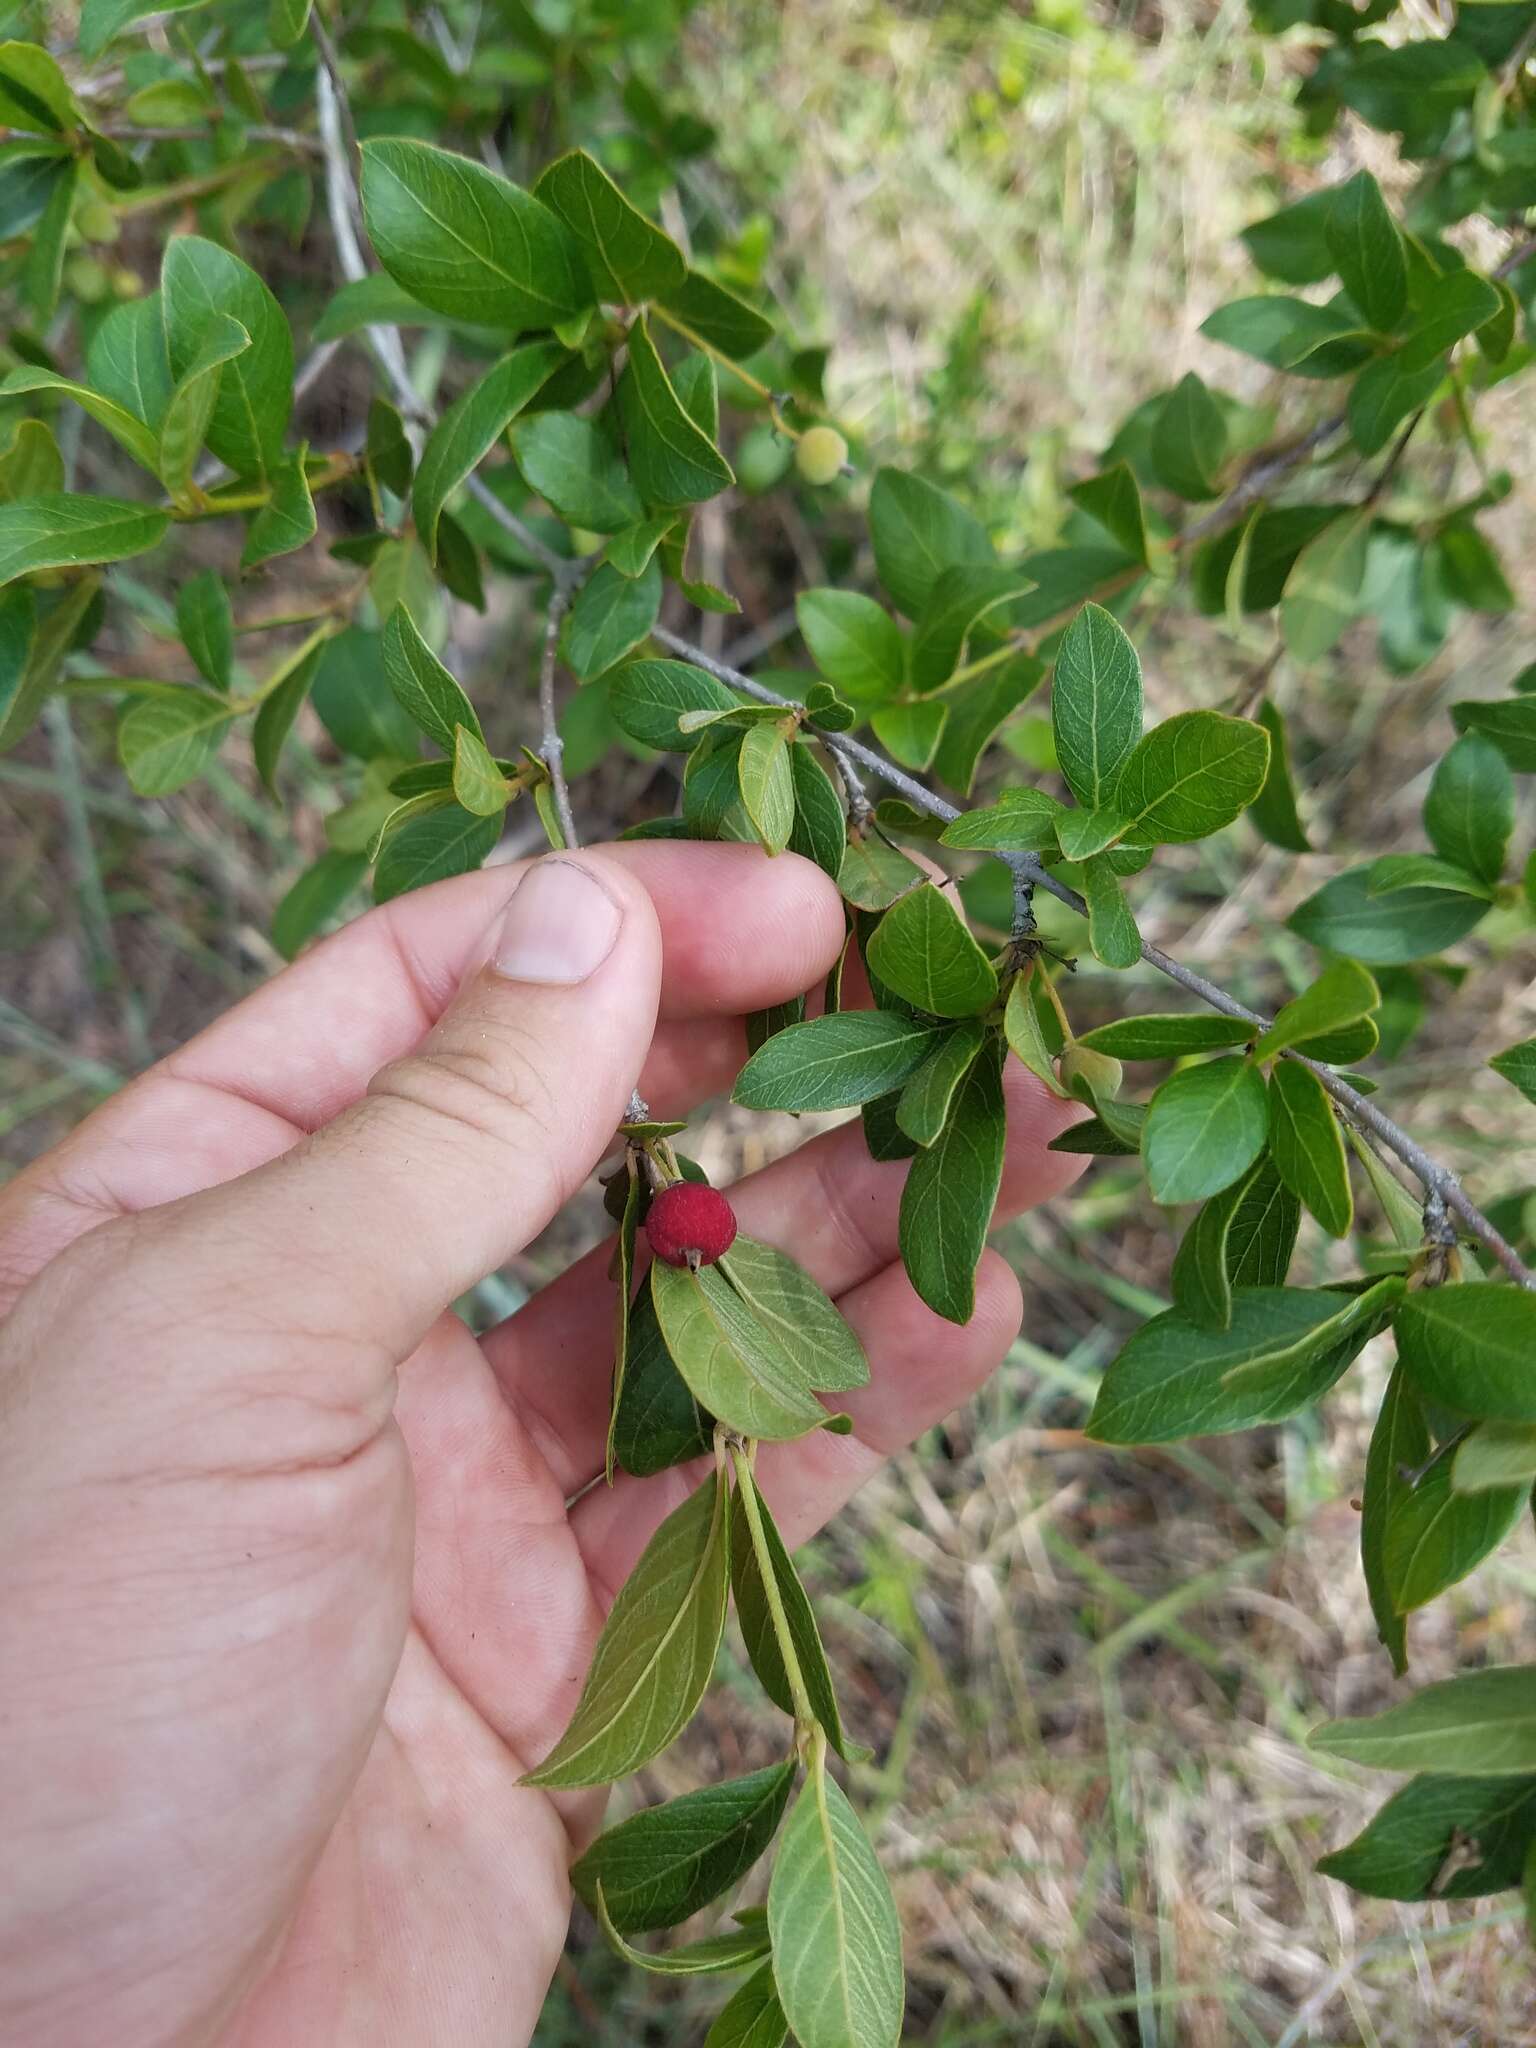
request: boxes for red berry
[645,1181,738,1269]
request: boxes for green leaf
[1288,862,1489,965]
[1399,269,1503,374]
[0,492,167,590]
[1248,698,1310,854]
[86,293,172,434]
[562,559,662,682]
[360,139,590,331]
[1348,348,1446,457]
[1143,1057,1270,1205]
[311,627,419,761]
[524,1470,730,1787]
[1361,1366,1429,1676]
[1003,967,1068,1099]
[1170,1155,1299,1331]
[176,570,232,692]
[1395,1286,1536,1423]
[613,1268,713,1477]
[1318,1773,1536,1902]
[594,1895,771,1977]
[767,1759,905,2048]
[1383,1450,1525,1615]
[909,564,1031,694]
[1436,524,1514,615]
[1049,1108,1144,1156]
[796,588,904,704]
[1078,1013,1255,1059]
[704,1964,790,2048]
[572,1763,794,1933]
[383,604,483,752]
[931,655,1044,795]
[661,270,775,362]
[1280,512,1370,663]
[1255,958,1379,1062]
[1325,171,1407,332]
[864,700,941,771]
[897,1019,987,1146]
[939,788,1066,854]
[719,1234,868,1394]
[618,313,734,507]
[0,366,160,474]
[787,743,847,879]
[899,1041,1007,1324]
[1240,189,1335,284]
[1080,855,1141,971]
[1450,697,1536,774]
[0,42,76,129]
[1422,733,1512,886]
[1051,601,1143,811]
[117,688,233,796]
[268,0,312,48]
[312,272,466,343]
[869,466,993,621]
[511,408,642,537]
[0,417,61,500]
[1111,711,1269,845]
[253,637,324,800]
[412,341,567,559]
[1088,1281,1402,1445]
[79,0,213,56]
[372,802,500,902]
[865,882,998,1019]
[162,236,292,482]
[734,1011,944,1113]
[1067,463,1149,566]
[1490,1038,1536,1107]
[1266,1062,1352,1239]
[157,313,251,499]
[272,849,366,960]
[0,575,95,753]
[736,721,795,854]
[652,1260,829,1441]
[730,1468,860,1759]
[1453,1422,1536,1496]
[241,453,316,571]
[450,724,510,817]
[606,514,676,578]
[1200,295,1375,378]
[610,657,736,751]
[1365,853,1491,901]
[364,399,412,501]
[1150,373,1226,500]
[1312,1667,1536,1777]
[836,831,924,911]
[532,149,687,304]
[22,153,73,322]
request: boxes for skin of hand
[0,844,1084,2048]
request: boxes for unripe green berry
[794,425,848,486]
[65,255,111,303]
[110,267,143,300]
[735,423,792,494]
[78,201,120,245]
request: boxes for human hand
[0,844,1083,2048]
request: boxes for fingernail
[493,859,622,985]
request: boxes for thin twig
[652,628,1536,1290]
[539,584,579,849]
[95,121,323,154]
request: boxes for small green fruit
[794,425,848,486]
[65,255,111,303]
[110,267,143,300]
[78,201,120,245]
[735,423,792,494]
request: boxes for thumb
[127,850,661,1395]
